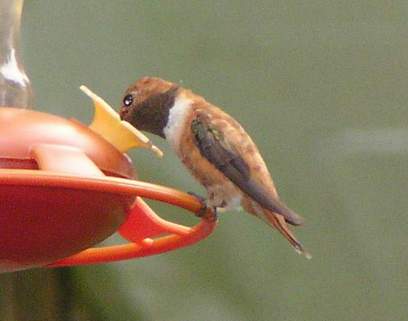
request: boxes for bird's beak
[119,107,128,121]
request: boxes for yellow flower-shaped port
[83,85,163,157]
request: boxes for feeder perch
[0,0,216,273]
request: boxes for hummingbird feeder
[0,0,216,273]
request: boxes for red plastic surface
[0,107,216,272]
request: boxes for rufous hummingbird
[119,77,310,258]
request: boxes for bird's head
[119,77,179,138]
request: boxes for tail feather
[261,209,311,259]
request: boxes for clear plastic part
[0,0,33,108]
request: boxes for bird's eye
[123,94,134,107]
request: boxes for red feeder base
[0,170,216,272]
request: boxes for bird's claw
[197,206,218,222]
[187,192,218,222]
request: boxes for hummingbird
[119,77,310,258]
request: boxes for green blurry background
[2,0,408,320]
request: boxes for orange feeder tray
[0,87,217,273]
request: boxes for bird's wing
[191,113,303,225]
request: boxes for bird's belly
[206,182,242,211]
[186,159,243,210]
[174,129,242,211]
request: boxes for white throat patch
[163,95,192,148]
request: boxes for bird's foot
[187,192,218,222]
